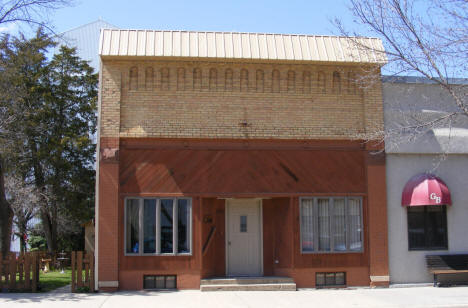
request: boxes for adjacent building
[96,29,390,290]
[383,77,468,284]
[56,19,118,70]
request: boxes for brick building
[96,30,389,290]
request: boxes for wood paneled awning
[401,173,452,206]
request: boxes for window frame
[407,205,448,251]
[299,196,364,254]
[124,197,193,256]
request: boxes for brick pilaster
[366,150,389,287]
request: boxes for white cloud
[0,22,18,33]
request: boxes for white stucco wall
[383,79,468,284]
[383,81,468,154]
[386,154,468,283]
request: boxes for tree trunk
[0,204,12,257]
[19,234,25,254]
[0,156,13,257]
[40,208,57,252]
[29,140,57,252]
[18,219,27,254]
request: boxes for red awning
[402,173,452,206]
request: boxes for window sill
[316,284,347,289]
[124,253,193,257]
[301,250,363,255]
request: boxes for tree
[335,0,468,144]
[0,32,97,253]
[28,234,47,251]
[0,157,11,256]
[5,175,39,253]
[0,0,74,256]
[37,44,97,252]
[0,30,54,255]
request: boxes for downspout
[94,30,104,291]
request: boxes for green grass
[4,269,87,292]
[38,269,72,292]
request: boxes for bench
[426,254,468,287]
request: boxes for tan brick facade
[100,59,384,140]
[97,55,388,290]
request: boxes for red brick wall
[99,139,389,289]
[366,151,389,287]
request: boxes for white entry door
[226,199,263,276]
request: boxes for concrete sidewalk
[1,286,468,308]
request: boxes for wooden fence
[71,251,94,292]
[0,252,40,292]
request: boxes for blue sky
[10,0,365,252]
[50,0,361,36]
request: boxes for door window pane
[160,199,174,253]
[348,198,362,251]
[126,199,140,254]
[301,199,314,252]
[143,199,156,253]
[177,199,190,253]
[318,199,330,251]
[333,199,346,251]
[240,215,247,232]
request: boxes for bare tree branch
[0,0,74,35]
[334,0,468,149]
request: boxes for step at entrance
[200,277,296,291]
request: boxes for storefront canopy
[401,173,452,206]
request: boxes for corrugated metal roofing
[57,20,118,70]
[99,29,387,64]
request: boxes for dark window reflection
[160,199,174,253]
[144,199,156,253]
[126,199,140,253]
[408,205,447,250]
[177,199,190,253]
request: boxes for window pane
[143,199,156,253]
[333,199,346,251]
[409,205,447,250]
[348,198,362,251]
[177,199,190,253]
[335,272,345,285]
[325,273,335,285]
[426,206,447,248]
[126,199,140,254]
[144,276,155,289]
[408,206,426,249]
[160,199,174,253]
[316,273,325,286]
[155,276,165,289]
[318,199,330,251]
[301,199,314,252]
[166,276,176,289]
